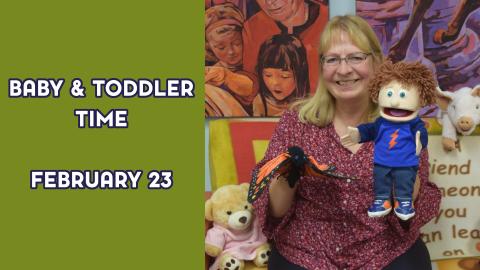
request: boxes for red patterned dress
[252,110,441,270]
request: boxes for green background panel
[0,1,203,269]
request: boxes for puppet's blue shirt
[357,117,427,167]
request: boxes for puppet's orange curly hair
[368,61,437,107]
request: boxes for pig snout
[457,116,474,132]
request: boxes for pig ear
[471,85,480,97]
[436,87,453,111]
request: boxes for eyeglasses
[321,52,372,66]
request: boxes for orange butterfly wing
[248,153,291,203]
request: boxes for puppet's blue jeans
[373,164,418,201]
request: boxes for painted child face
[262,68,296,101]
[208,29,243,68]
[378,80,421,122]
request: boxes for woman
[253,34,310,117]
[251,15,441,269]
[205,3,257,116]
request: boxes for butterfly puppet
[248,146,354,203]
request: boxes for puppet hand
[340,127,360,147]
[415,131,422,155]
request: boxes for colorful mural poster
[356,0,480,93]
[205,0,329,117]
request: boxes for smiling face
[322,32,374,103]
[378,80,421,122]
[262,68,296,101]
[256,0,303,23]
[207,28,243,68]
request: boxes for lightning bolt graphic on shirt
[389,129,399,149]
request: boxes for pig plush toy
[436,85,480,151]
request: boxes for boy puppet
[341,61,436,220]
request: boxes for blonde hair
[295,15,384,127]
[205,3,245,63]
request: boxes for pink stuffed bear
[205,183,270,270]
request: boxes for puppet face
[378,80,420,122]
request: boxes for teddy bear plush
[205,183,270,270]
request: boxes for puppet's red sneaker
[367,199,392,217]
